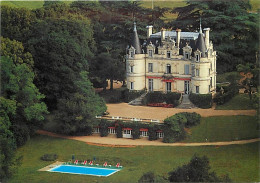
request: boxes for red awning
[156,130,163,133]
[175,77,191,81]
[162,79,174,82]
[108,127,115,129]
[146,76,162,79]
[123,128,132,130]
[139,128,148,132]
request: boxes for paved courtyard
[106,103,256,120]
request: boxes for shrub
[163,114,186,143]
[143,92,181,106]
[148,124,159,141]
[99,89,122,103]
[116,125,123,138]
[130,122,141,140]
[99,119,108,137]
[176,112,201,128]
[189,93,212,108]
[41,154,58,161]
[214,85,239,105]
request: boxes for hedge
[99,119,109,137]
[189,93,212,108]
[143,92,181,106]
[176,112,201,128]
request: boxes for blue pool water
[49,165,119,177]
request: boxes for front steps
[128,92,147,106]
[176,94,197,109]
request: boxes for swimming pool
[49,165,120,177]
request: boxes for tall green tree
[168,154,231,182]
[0,97,17,181]
[27,18,95,110]
[169,0,258,73]
[1,56,48,146]
[1,37,34,69]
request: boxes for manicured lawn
[216,94,255,110]
[10,135,259,183]
[184,116,259,142]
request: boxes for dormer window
[185,52,189,59]
[167,51,171,58]
[148,50,153,57]
[129,51,134,58]
[196,54,200,62]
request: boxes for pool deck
[38,161,64,171]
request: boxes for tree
[0,97,17,181]
[1,56,48,146]
[54,71,106,135]
[237,63,259,100]
[163,114,186,143]
[27,18,95,110]
[168,154,231,182]
[1,6,36,43]
[0,37,34,70]
[169,0,258,73]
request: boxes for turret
[132,22,142,54]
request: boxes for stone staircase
[128,92,147,106]
[176,94,197,109]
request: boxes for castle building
[126,23,217,95]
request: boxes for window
[185,52,189,59]
[148,63,153,72]
[166,82,171,92]
[130,82,134,90]
[93,127,100,133]
[140,131,148,137]
[209,69,210,76]
[196,86,199,94]
[196,54,200,62]
[130,66,134,73]
[148,79,153,91]
[130,51,134,58]
[196,69,199,77]
[166,64,171,74]
[184,65,190,75]
[156,132,164,138]
[191,64,195,77]
[209,85,211,93]
[167,51,171,58]
[108,128,116,134]
[123,130,132,134]
[210,63,212,70]
[210,77,212,87]
[148,50,153,57]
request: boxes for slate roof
[150,31,200,40]
[131,22,142,54]
[195,32,207,57]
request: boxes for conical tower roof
[196,33,207,57]
[131,22,142,54]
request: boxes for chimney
[203,28,210,49]
[176,28,181,48]
[146,25,153,38]
[161,28,166,41]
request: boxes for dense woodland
[0,0,259,181]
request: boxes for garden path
[106,103,256,120]
[37,130,260,147]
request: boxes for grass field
[184,116,259,142]
[216,94,255,110]
[9,135,259,183]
